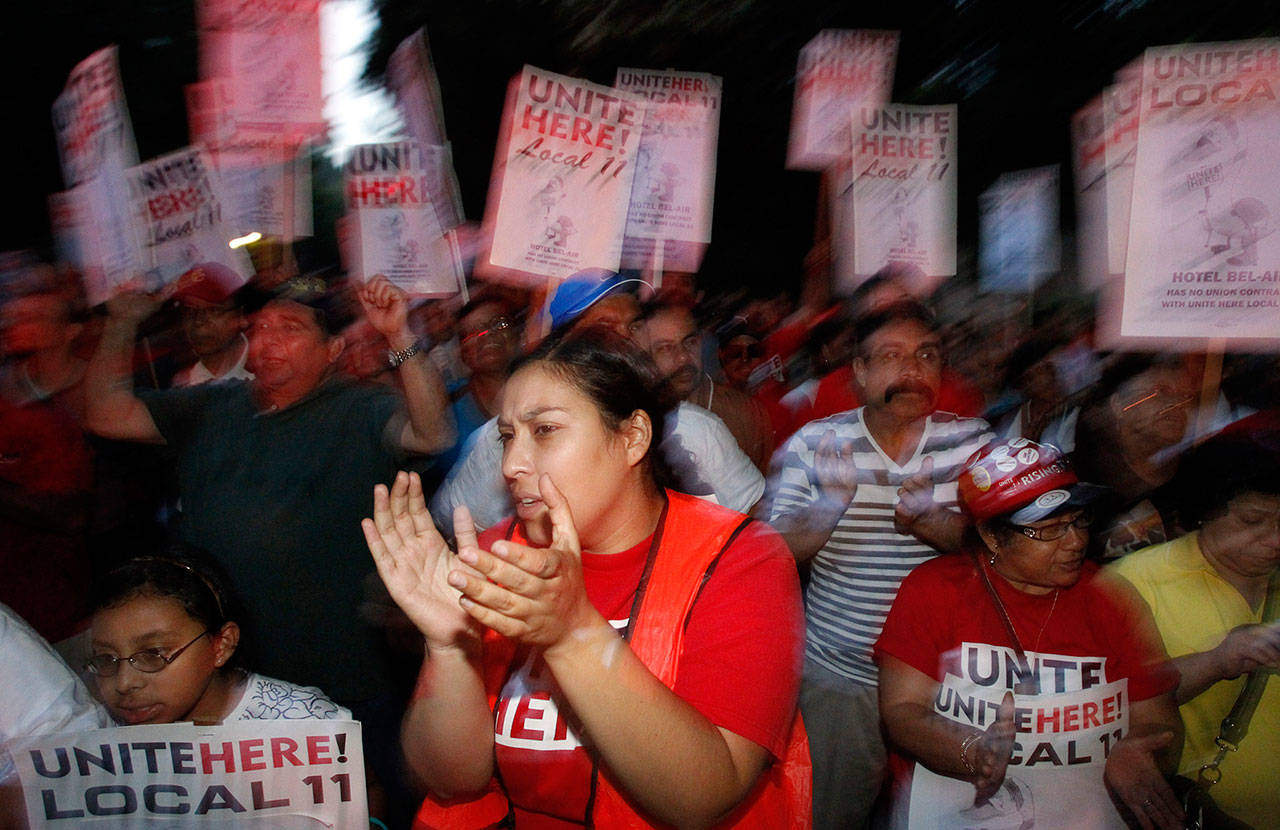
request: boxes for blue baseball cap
[547,269,649,330]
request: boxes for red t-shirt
[480,519,804,829]
[874,554,1176,811]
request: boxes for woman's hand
[448,473,604,651]
[1212,622,1280,679]
[362,471,481,650]
[1104,731,1183,830]
[971,692,1017,803]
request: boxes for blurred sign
[1102,78,1140,279]
[841,103,957,293]
[386,28,465,233]
[614,68,722,273]
[979,166,1061,293]
[344,141,464,296]
[1071,96,1109,290]
[186,80,314,241]
[51,46,138,189]
[125,146,251,288]
[1121,40,1280,342]
[481,66,644,283]
[14,720,366,828]
[787,29,898,171]
[197,0,326,139]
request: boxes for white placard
[125,146,251,288]
[51,46,138,189]
[1071,96,1109,290]
[481,66,644,283]
[197,0,325,138]
[1102,79,1141,279]
[386,28,465,233]
[344,141,464,295]
[906,643,1129,829]
[13,720,366,828]
[1121,40,1280,342]
[979,166,1061,293]
[614,68,721,273]
[847,103,957,289]
[787,29,898,171]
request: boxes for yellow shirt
[1110,532,1279,829]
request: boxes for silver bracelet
[960,732,982,775]
[387,340,422,368]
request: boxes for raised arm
[1169,622,1280,704]
[359,276,456,456]
[361,471,492,795]
[449,475,772,827]
[83,291,165,443]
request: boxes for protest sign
[197,0,325,139]
[1120,40,1280,343]
[51,46,138,189]
[1102,78,1140,279]
[386,28,465,233]
[613,68,721,274]
[186,81,314,241]
[125,146,251,288]
[844,103,957,293]
[979,166,1061,293]
[787,29,898,171]
[481,66,645,283]
[906,643,1130,829]
[344,141,464,295]
[14,720,366,828]
[1071,96,1109,290]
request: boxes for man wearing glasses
[765,299,993,829]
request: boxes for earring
[988,552,997,566]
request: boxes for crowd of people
[1,248,1278,829]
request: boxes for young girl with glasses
[86,556,349,726]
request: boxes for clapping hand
[446,473,601,654]
[362,471,481,651]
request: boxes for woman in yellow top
[1110,421,1280,829]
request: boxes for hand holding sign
[358,274,410,342]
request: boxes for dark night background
[7,0,1280,297]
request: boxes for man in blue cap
[430,269,765,529]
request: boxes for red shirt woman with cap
[874,438,1185,829]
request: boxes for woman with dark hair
[363,328,809,828]
[876,439,1183,829]
[86,556,348,725]
[1110,422,1280,829]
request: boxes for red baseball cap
[958,438,1103,524]
[171,262,244,307]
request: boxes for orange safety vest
[412,490,811,829]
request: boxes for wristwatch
[387,340,422,368]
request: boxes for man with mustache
[765,299,993,829]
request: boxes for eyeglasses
[865,346,942,369]
[85,630,210,677]
[460,317,512,345]
[1009,512,1093,542]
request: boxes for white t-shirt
[430,402,765,530]
[1,604,111,781]
[223,672,351,722]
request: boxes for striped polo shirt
[768,408,992,686]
